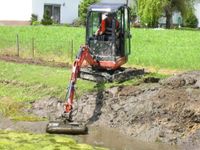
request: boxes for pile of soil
[29,71,200,147]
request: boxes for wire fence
[0,34,77,63]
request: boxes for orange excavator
[46,3,144,134]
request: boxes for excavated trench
[1,71,200,150]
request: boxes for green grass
[0,26,85,62]
[129,28,200,70]
[0,130,107,150]
[0,60,94,101]
[1,26,200,70]
[0,60,95,120]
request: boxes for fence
[0,34,79,63]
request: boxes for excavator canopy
[89,3,126,12]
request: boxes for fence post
[71,39,74,62]
[16,34,19,57]
[32,37,35,58]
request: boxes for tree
[137,0,195,28]
[185,10,198,28]
[79,0,99,25]
[130,0,138,22]
[138,0,167,27]
[164,0,195,28]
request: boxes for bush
[31,14,38,25]
[185,12,198,28]
[41,10,53,25]
[32,21,41,26]
[72,18,85,27]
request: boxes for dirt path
[26,71,200,148]
[0,55,71,68]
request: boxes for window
[44,4,61,23]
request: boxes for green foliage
[138,0,195,28]
[0,131,107,150]
[41,10,53,25]
[32,21,41,26]
[30,14,38,25]
[184,11,198,28]
[130,4,138,22]
[72,18,85,27]
[79,0,99,25]
[138,0,167,27]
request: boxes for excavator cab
[86,3,131,69]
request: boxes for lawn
[0,26,200,70]
[0,26,85,62]
[130,28,200,70]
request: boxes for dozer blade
[79,67,145,83]
[46,121,88,135]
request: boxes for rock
[192,113,200,123]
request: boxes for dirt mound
[29,71,200,147]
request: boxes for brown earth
[0,54,71,68]
[26,71,200,148]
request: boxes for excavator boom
[65,45,98,115]
[46,45,98,134]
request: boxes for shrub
[185,12,198,28]
[41,10,53,25]
[31,14,38,25]
[72,18,85,27]
[32,21,41,26]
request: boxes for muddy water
[72,126,180,150]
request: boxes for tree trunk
[165,6,172,29]
[166,12,172,29]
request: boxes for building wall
[194,3,200,27]
[0,0,32,21]
[0,0,132,25]
[32,0,81,24]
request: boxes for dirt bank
[28,71,200,148]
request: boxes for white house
[0,0,130,25]
[0,0,81,25]
[0,0,199,26]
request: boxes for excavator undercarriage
[80,67,144,83]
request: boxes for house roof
[89,3,126,12]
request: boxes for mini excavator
[46,3,144,134]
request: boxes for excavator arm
[64,45,98,120]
